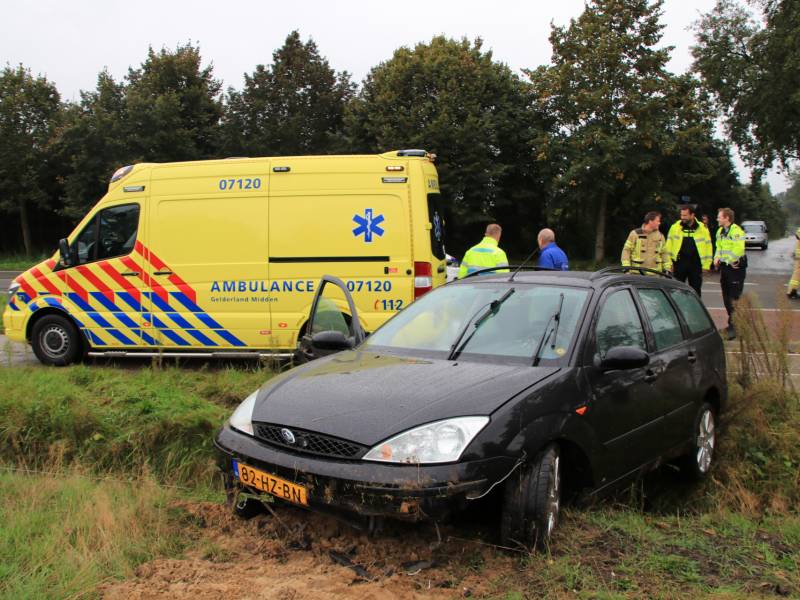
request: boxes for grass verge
[0,253,47,271]
[0,468,203,600]
[0,364,272,486]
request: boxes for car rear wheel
[500,443,561,551]
[30,314,83,366]
[680,403,716,480]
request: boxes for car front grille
[253,422,366,459]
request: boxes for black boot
[726,325,736,341]
[789,289,799,299]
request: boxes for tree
[0,65,62,254]
[692,0,800,169]
[346,36,544,256]
[223,31,354,156]
[528,0,722,261]
[53,70,129,219]
[126,43,223,162]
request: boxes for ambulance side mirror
[58,238,73,267]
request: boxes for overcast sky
[1,0,788,192]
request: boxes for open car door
[295,275,366,363]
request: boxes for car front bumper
[215,424,516,521]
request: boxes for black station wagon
[215,267,726,548]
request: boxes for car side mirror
[310,330,353,352]
[58,238,72,267]
[594,346,649,371]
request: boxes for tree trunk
[594,195,607,263]
[19,198,32,256]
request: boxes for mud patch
[100,502,508,599]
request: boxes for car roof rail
[461,265,556,279]
[590,266,674,280]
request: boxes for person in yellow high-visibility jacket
[665,205,713,296]
[714,207,746,339]
[788,227,800,300]
[458,224,509,278]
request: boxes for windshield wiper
[448,288,515,360]
[532,293,565,367]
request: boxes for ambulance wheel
[31,314,83,366]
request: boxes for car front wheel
[500,443,561,550]
[680,403,716,479]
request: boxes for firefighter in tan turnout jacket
[621,211,670,274]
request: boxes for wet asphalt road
[2,236,798,368]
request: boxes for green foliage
[0,65,63,255]
[779,169,800,226]
[126,44,223,162]
[223,31,354,157]
[0,365,269,484]
[346,36,544,257]
[692,0,800,169]
[54,44,223,220]
[528,0,727,261]
[0,470,190,599]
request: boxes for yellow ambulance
[3,150,446,365]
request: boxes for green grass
[0,295,6,334]
[0,365,272,485]
[0,253,48,271]
[0,469,198,600]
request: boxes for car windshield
[743,224,763,233]
[364,282,590,363]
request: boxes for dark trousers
[720,263,746,327]
[673,260,703,296]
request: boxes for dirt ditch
[100,501,516,599]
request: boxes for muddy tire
[30,314,83,366]
[500,443,561,551]
[679,403,716,480]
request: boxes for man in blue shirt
[537,228,569,271]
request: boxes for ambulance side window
[72,204,140,265]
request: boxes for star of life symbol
[352,208,385,243]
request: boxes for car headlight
[362,416,489,464]
[229,390,259,436]
[8,282,20,302]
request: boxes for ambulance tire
[31,314,83,366]
[500,443,561,551]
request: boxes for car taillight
[414,261,432,298]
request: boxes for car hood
[251,350,559,446]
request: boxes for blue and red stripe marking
[12,243,246,350]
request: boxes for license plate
[233,459,308,506]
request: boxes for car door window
[669,289,714,335]
[638,289,684,350]
[594,290,646,358]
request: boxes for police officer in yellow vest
[714,207,746,339]
[621,211,670,274]
[458,223,509,278]
[665,205,713,296]
[788,227,800,300]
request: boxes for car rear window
[669,289,715,335]
[637,289,684,350]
